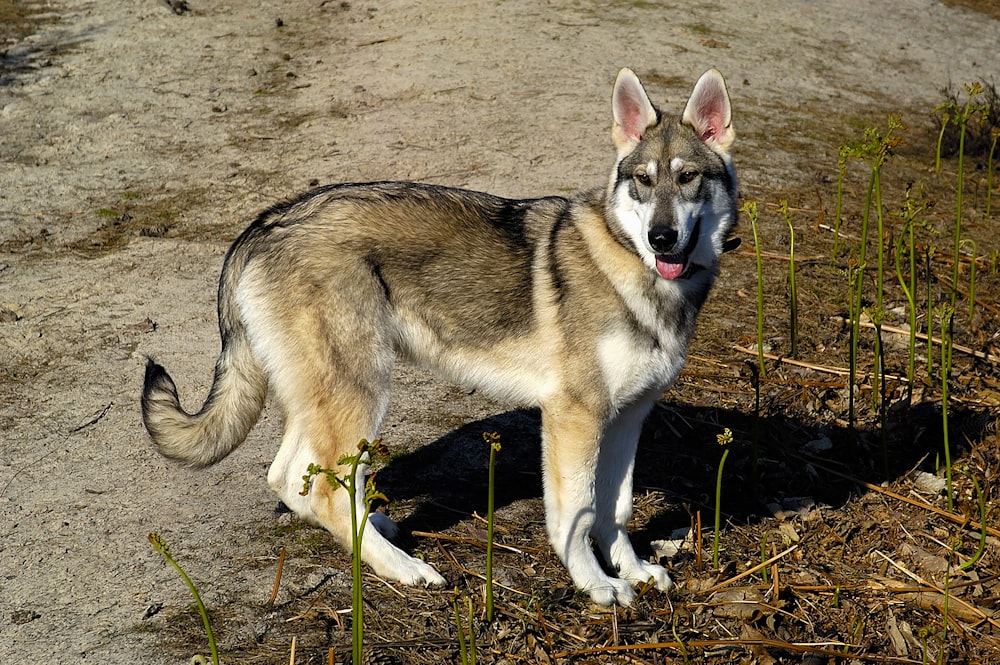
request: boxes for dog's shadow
[375,399,981,553]
[377,408,544,537]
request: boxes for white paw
[369,546,446,588]
[585,575,637,606]
[396,557,447,588]
[361,528,446,588]
[618,560,674,592]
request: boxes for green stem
[847,262,863,429]
[951,114,968,309]
[750,363,761,502]
[485,441,497,622]
[875,319,888,476]
[782,201,798,358]
[959,476,988,571]
[833,154,847,259]
[907,222,917,400]
[744,201,767,378]
[934,113,949,173]
[712,447,730,570]
[987,130,998,218]
[304,445,381,665]
[453,592,468,664]
[467,595,478,665]
[894,233,916,405]
[874,168,885,312]
[940,307,955,512]
[961,239,977,324]
[344,459,365,665]
[148,534,219,665]
[847,170,876,430]
[926,249,935,379]
[859,169,876,266]
[869,167,886,414]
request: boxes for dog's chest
[595,321,691,408]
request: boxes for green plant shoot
[987,127,999,217]
[935,111,949,173]
[842,114,903,430]
[846,259,864,429]
[452,590,478,665]
[780,200,798,358]
[483,431,501,622]
[925,247,935,378]
[937,306,955,512]
[959,475,988,571]
[894,187,930,404]
[301,439,389,665]
[742,200,767,378]
[712,427,733,570]
[960,239,977,324]
[833,147,849,259]
[936,82,987,309]
[148,532,219,665]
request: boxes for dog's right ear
[612,68,658,157]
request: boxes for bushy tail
[141,237,268,467]
[142,338,267,467]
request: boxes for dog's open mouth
[654,218,701,280]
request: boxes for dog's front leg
[540,402,636,606]
[592,402,674,595]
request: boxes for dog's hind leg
[244,275,445,588]
[265,367,445,587]
[591,400,674,594]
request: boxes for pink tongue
[655,255,684,280]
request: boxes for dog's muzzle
[649,218,701,280]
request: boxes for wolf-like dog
[141,68,737,606]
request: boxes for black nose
[648,226,679,253]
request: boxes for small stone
[913,471,947,495]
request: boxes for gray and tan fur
[142,68,738,606]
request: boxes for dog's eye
[678,169,700,185]
[634,171,653,187]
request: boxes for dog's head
[607,68,738,281]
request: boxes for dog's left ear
[612,68,658,157]
[683,69,734,154]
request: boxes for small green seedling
[833,146,849,259]
[712,427,734,570]
[987,127,999,217]
[935,82,988,309]
[960,239,977,324]
[453,590,478,665]
[301,439,389,665]
[741,200,767,378]
[780,200,798,358]
[894,187,931,404]
[482,431,502,622]
[148,532,219,665]
[936,306,956,512]
[959,475,988,571]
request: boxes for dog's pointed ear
[612,68,658,156]
[682,69,734,154]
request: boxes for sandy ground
[1,0,997,662]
